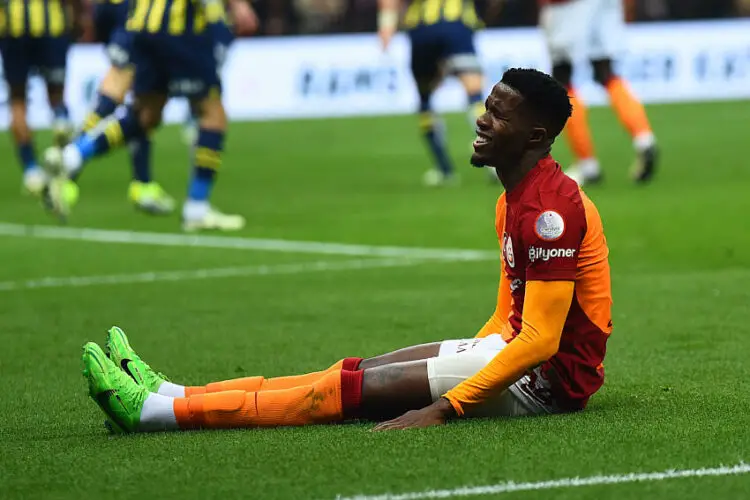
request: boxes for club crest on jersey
[534,210,565,241]
[502,232,515,268]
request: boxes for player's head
[470,68,572,169]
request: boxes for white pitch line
[0,257,431,292]
[336,462,750,500]
[0,223,497,261]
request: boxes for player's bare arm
[227,0,259,35]
[377,0,400,50]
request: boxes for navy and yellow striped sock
[74,105,145,161]
[82,94,119,133]
[188,129,224,202]
[419,102,454,176]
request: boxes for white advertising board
[1,19,749,128]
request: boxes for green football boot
[82,342,147,434]
[105,326,169,393]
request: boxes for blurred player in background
[80,69,613,434]
[77,0,177,214]
[43,0,246,231]
[0,0,81,196]
[539,0,659,185]
[67,0,257,215]
[181,0,258,146]
[378,0,496,186]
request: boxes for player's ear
[529,126,547,145]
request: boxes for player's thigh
[37,36,70,87]
[134,93,167,130]
[194,95,226,130]
[0,37,32,90]
[440,22,482,78]
[590,0,626,60]
[99,65,134,102]
[409,28,442,90]
[131,35,169,99]
[427,334,544,418]
[162,35,221,98]
[436,333,508,358]
[539,0,593,63]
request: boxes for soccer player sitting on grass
[82,68,613,432]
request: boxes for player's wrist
[436,397,458,418]
[377,9,398,31]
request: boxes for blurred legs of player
[0,36,72,197]
[84,327,540,433]
[408,22,492,187]
[541,0,658,185]
[181,92,244,231]
[76,65,175,215]
[43,32,244,231]
[74,17,175,215]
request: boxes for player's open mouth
[473,132,491,149]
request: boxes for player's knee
[133,94,166,131]
[426,353,492,401]
[138,109,161,130]
[197,98,227,130]
[100,67,133,103]
[592,58,616,86]
[551,62,573,87]
[135,105,161,130]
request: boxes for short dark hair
[500,68,573,138]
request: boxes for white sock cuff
[182,200,210,220]
[157,381,186,398]
[139,393,179,432]
[634,132,656,152]
[578,158,601,177]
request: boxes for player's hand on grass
[372,398,456,431]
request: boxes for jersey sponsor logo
[528,246,576,262]
[534,210,565,241]
[502,232,515,268]
[510,278,524,292]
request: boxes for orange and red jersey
[445,156,612,413]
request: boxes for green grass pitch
[0,100,749,499]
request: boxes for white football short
[539,0,626,63]
[426,334,556,417]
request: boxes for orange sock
[184,357,363,396]
[173,369,364,429]
[564,87,596,162]
[605,77,652,138]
